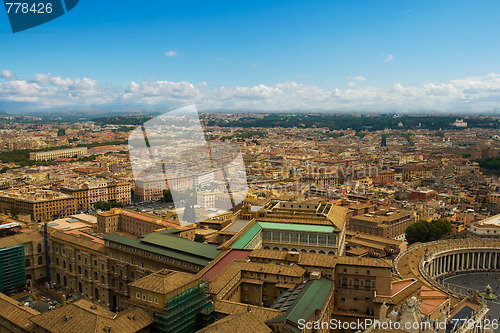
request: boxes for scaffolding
[0,244,26,294]
[153,282,214,333]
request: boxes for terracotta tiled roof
[29,299,153,333]
[0,292,39,332]
[128,269,197,295]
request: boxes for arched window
[56,258,59,266]
[342,277,348,287]
[282,248,288,252]
[78,266,82,274]
[354,278,359,289]
[309,250,316,254]
[95,288,99,300]
[63,261,66,269]
[84,269,88,278]
[37,243,42,253]
[69,264,72,272]
[365,279,372,289]
[25,258,30,267]
[273,247,280,251]
[94,272,98,280]
[37,256,42,265]
[101,276,105,284]
[319,250,326,254]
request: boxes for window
[38,256,43,265]
[341,297,346,302]
[37,243,42,253]
[142,294,146,300]
[291,233,298,243]
[354,297,358,301]
[154,297,158,304]
[25,258,30,267]
[281,232,290,242]
[148,296,152,302]
[25,248,28,254]
[366,270,370,275]
[244,285,249,290]
[272,232,280,242]
[299,233,308,244]
[309,234,317,244]
[136,292,140,299]
[78,254,81,261]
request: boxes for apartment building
[96,208,195,239]
[348,209,416,240]
[0,187,76,222]
[127,269,213,332]
[232,200,348,255]
[104,230,221,311]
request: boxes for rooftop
[128,269,197,295]
[267,278,333,332]
[104,232,221,266]
[29,299,153,333]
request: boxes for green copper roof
[230,222,263,249]
[267,278,333,330]
[229,221,335,249]
[104,233,220,266]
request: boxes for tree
[405,219,452,245]
[94,201,124,211]
[10,205,19,219]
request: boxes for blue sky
[1,0,500,112]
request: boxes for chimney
[62,294,66,306]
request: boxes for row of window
[136,292,159,304]
[263,231,336,245]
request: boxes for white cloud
[2,72,500,112]
[165,51,178,57]
[1,70,15,79]
[354,76,366,81]
[384,54,394,63]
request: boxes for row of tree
[405,219,452,245]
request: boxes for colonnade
[426,250,500,277]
